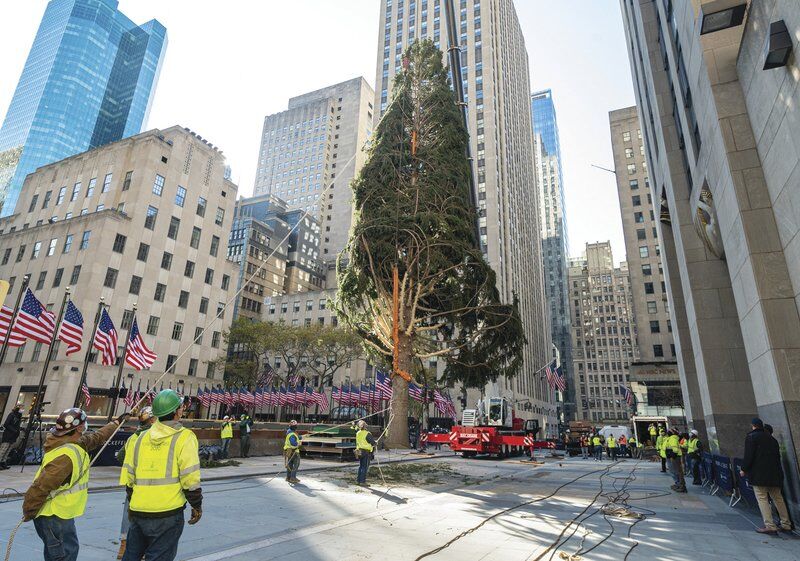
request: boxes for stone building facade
[569,242,638,423]
[0,126,237,418]
[621,0,800,516]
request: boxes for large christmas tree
[337,40,525,448]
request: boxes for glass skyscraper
[0,0,167,216]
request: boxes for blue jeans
[123,511,184,561]
[221,438,231,459]
[594,447,603,460]
[120,496,130,536]
[240,435,251,457]
[357,452,371,483]
[285,450,300,480]
[688,455,701,483]
[34,515,79,561]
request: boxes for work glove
[116,413,131,425]
[188,507,202,525]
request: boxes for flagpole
[74,298,105,408]
[0,274,30,367]
[20,287,70,473]
[108,303,135,422]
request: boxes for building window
[196,197,207,217]
[70,265,81,284]
[175,186,186,207]
[145,206,158,230]
[204,268,214,284]
[35,271,46,290]
[188,358,199,376]
[47,238,57,256]
[639,246,649,258]
[622,131,631,142]
[221,274,230,290]
[171,322,183,341]
[86,178,96,197]
[147,316,160,336]
[112,233,127,253]
[625,147,634,158]
[636,229,646,240]
[42,190,52,208]
[152,174,165,196]
[650,320,660,333]
[168,217,180,240]
[0,248,9,265]
[210,330,221,349]
[647,301,658,314]
[15,246,25,263]
[165,354,177,373]
[184,261,195,278]
[632,195,641,206]
[627,163,636,175]
[122,170,132,191]
[634,212,644,223]
[31,241,41,259]
[56,186,66,205]
[653,344,664,357]
[129,275,142,295]
[154,283,166,302]
[642,264,652,276]
[104,268,118,288]
[319,299,327,310]
[189,226,201,249]
[199,297,209,314]
[629,179,639,190]
[293,301,300,313]
[71,183,81,201]
[210,235,220,257]
[215,207,225,226]
[137,243,149,262]
[217,303,225,318]
[121,309,134,330]
[179,291,189,308]
[101,173,112,193]
[644,282,654,294]
[193,327,203,345]
[52,268,63,287]
[158,252,172,271]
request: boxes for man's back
[743,428,783,487]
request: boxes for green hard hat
[152,389,182,417]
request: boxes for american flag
[408,382,424,402]
[197,387,210,407]
[340,385,351,406]
[554,366,567,392]
[258,363,275,387]
[278,387,288,406]
[620,384,634,406]
[57,301,83,355]
[376,371,392,400]
[124,382,135,408]
[11,289,55,345]
[433,389,448,414]
[316,389,329,410]
[0,305,26,347]
[93,309,118,366]
[81,383,92,406]
[125,318,157,370]
[544,359,558,390]
[332,385,341,404]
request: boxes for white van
[599,425,631,441]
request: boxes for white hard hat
[357,420,367,429]
[690,429,698,436]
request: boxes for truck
[425,396,553,458]
[564,421,595,456]
[630,415,669,447]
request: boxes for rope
[4,520,22,561]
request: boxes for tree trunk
[386,334,413,449]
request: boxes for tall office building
[620,0,800,515]
[532,90,572,420]
[610,107,683,419]
[0,126,236,419]
[253,77,374,257]
[375,0,554,431]
[568,242,637,423]
[0,0,166,217]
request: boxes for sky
[0,1,635,261]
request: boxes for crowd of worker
[16,390,378,561]
[578,431,640,461]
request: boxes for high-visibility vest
[687,437,699,454]
[629,438,637,446]
[284,431,301,450]
[592,436,601,446]
[356,429,374,452]
[656,435,666,458]
[607,437,617,448]
[36,443,90,519]
[119,431,142,485]
[127,428,200,513]
[667,434,682,456]
[618,436,627,445]
[221,422,233,439]
[649,426,656,436]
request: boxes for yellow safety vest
[592,436,601,446]
[356,429,374,452]
[687,437,699,454]
[36,443,90,519]
[649,426,656,436]
[119,432,141,485]
[656,435,666,458]
[284,431,301,450]
[667,434,682,456]
[221,422,233,439]
[607,437,616,448]
[127,426,200,513]
[629,438,637,446]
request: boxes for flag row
[0,288,156,370]
[197,386,329,410]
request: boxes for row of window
[0,231,91,266]
[102,263,229,292]
[27,173,116,214]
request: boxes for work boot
[756,527,778,535]
[116,538,126,560]
[289,477,301,484]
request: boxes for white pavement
[0,453,796,560]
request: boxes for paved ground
[0,453,796,560]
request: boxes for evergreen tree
[337,40,525,448]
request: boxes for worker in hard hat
[656,429,667,473]
[687,429,703,485]
[355,420,377,486]
[284,420,302,484]
[122,390,202,561]
[220,415,233,459]
[115,407,155,559]
[23,408,130,561]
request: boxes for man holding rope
[22,407,130,561]
[284,420,302,483]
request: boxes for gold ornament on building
[694,185,725,260]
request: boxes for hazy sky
[0,1,635,261]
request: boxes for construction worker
[23,408,128,561]
[239,413,253,458]
[284,420,302,483]
[579,435,589,459]
[648,423,657,445]
[220,415,233,459]
[592,433,603,461]
[629,435,638,459]
[686,429,703,485]
[656,429,667,472]
[122,390,202,561]
[607,433,617,460]
[356,419,377,486]
[116,407,155,559]
[618,433,628,458]
[666,428,686,492]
